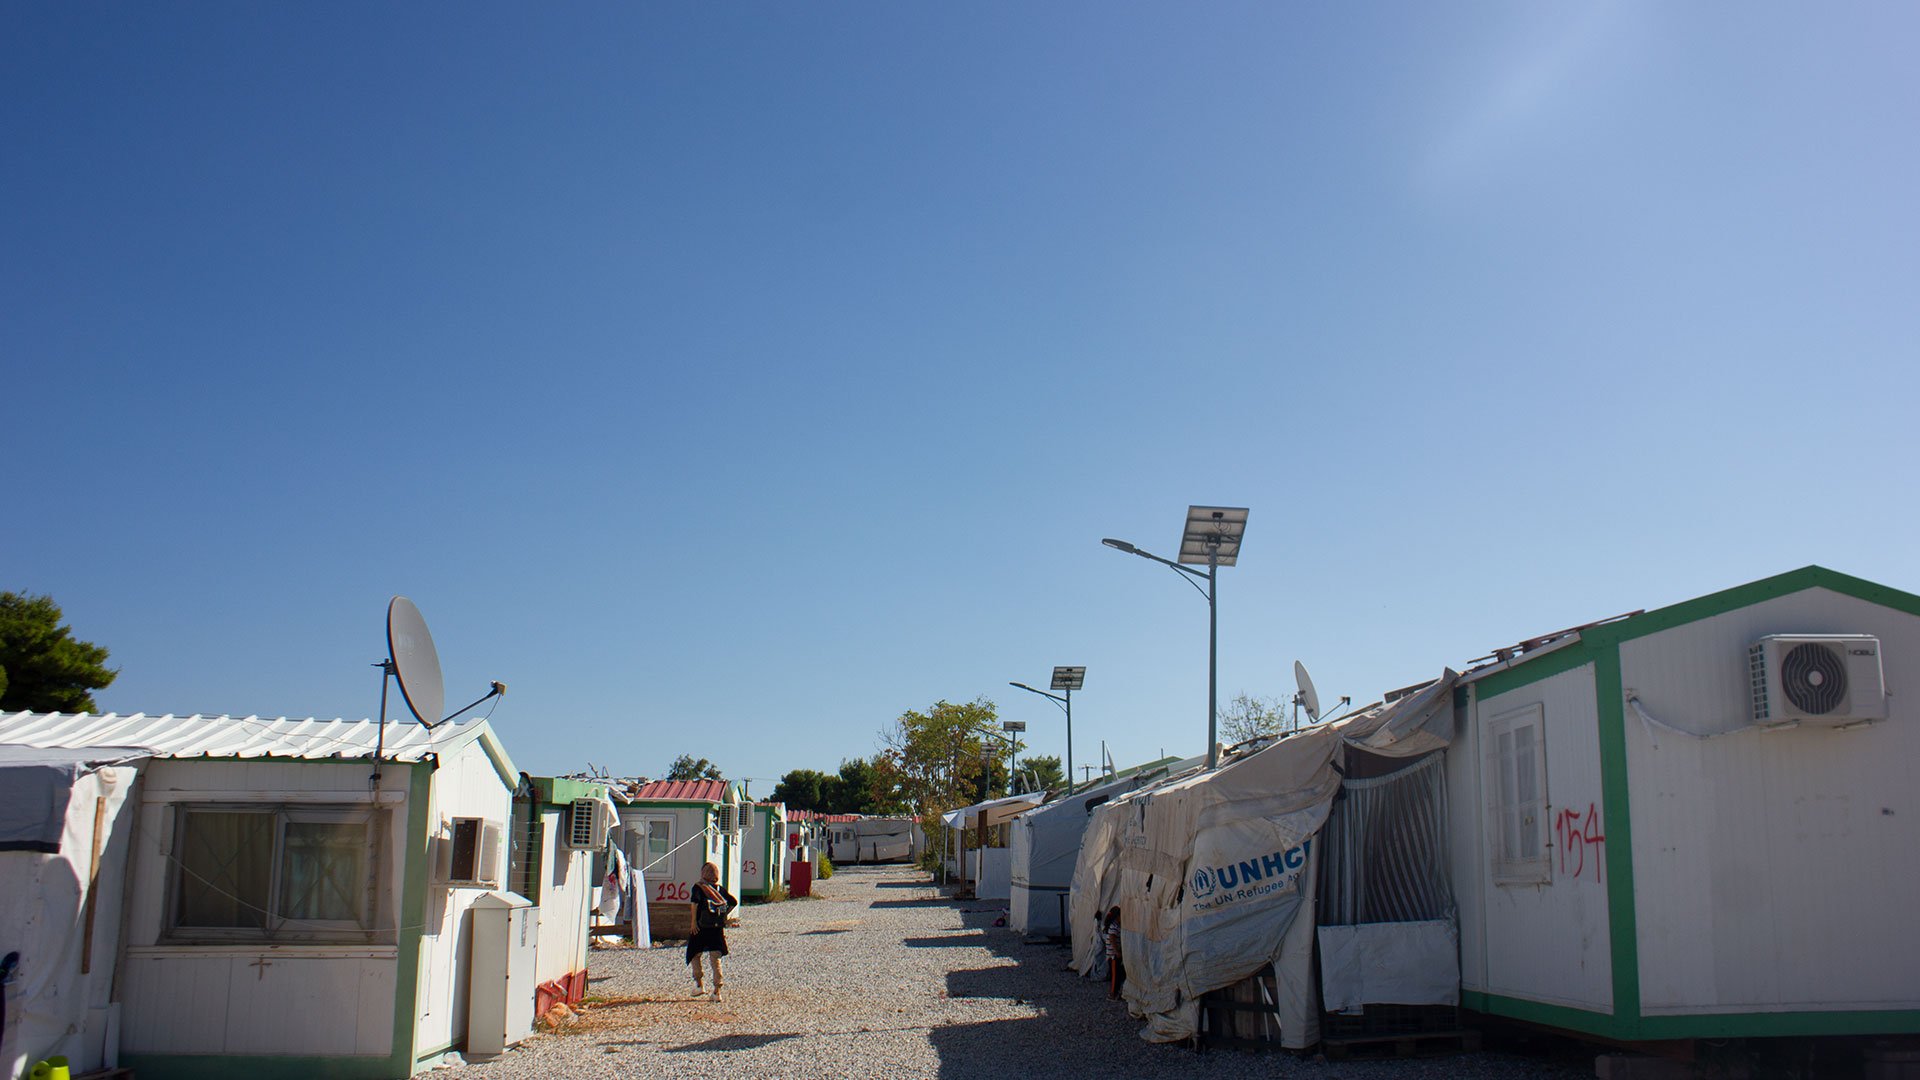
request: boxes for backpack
[695,884,725,930]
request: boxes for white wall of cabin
[117,758,411,1059]
[529,807,593,987]
[412,743,513,1061]
[1453,662,1614,1013]
[1619,587,1920,1015]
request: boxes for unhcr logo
[1187,839,1313,911]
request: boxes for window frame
[165,803,391,945]
[637,815,674,875]
[1484,703,1551,886]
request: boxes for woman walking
[687,861,738,1001]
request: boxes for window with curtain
[1485,704,1550,885]
[169,806,387,942]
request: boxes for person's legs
[708,953,724,1000]
[690,952,705,995]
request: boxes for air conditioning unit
[715,803,740,834]
[566,798,607,849]
[1749,634,1888,726]
[439,817,502,886]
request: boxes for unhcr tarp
[1067,671,1460,1047]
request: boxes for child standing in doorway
[1102,906,1123,1000]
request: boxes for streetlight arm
[1102,539,1211,599]
[1008,681,1069,713]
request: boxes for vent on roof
[1749,635,1888,727]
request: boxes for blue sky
[6,3,1916,790]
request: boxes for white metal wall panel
[743,809,772,892]
[1620,587,1920,1014]
[532,810,593,986]
[1468,664,1614,1012]
[1446,720,1487,991]
[414,741,515,1060]
[119,953,232,1052]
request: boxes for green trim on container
[531,775,607,806]
[1634,1009,1920,1039]
[119,1054,405,1080]
[393,763,433,1072]
[1462,990,1623,1038]
[1472,566,1920,699]
[1471,642,1596,701]
[1592,645,1641,1033]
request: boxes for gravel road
[436,864,1587,1080]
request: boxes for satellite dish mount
[371,597,505,782]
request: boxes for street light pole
[1008,669,1082,794]
[1103,506,1247,772]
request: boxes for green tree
[666,754,723,781]
[0,592,117,713]
[878,697,1005,838]
[1019,754,1066,794]
[831,756,907,815]
[771,768,833,811]
[1220,691,1287,744]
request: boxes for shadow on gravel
[928,1015,1101,1080]
[902,934,990,948]
[869,897,957,908]
[802,928,851,935]
[666,1033,800,1052]
[944,966,1033,1000]
[874,880,931,888]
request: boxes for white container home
[614,779,744,938]
[1449,566,1920,1042]
[509,775,615,1017]
[0,711,520,1079]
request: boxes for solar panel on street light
[1051,666,1085,691]
[1178,505,1248,566]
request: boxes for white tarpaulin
[0,751,139,1080]
[1317,920,1460,1012]
[1069,724,1345,1047]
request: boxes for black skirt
[686,925,729,961]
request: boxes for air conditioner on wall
[1748,634,1889,726]
[566,798,607,849]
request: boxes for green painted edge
[1592,644,1641,1034]
[392,762,433,1073]
[1471,566,1920,700]
[531,775,607,806]
[1635,1009,1920,1038]
[1470,641,1597,701]
[1462,990,1622,1039]
[119,1053,403,1080]
[1462,992,1920,1040]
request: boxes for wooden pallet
[1322,1028,1481,1061]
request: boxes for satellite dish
[388,597,445,727]
[1294,660,1322,723]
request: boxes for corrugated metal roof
[0,711,488,764]
[627,778,728,803]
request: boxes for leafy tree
[0,592,117,713]
[1220,691,1288,744]
[877,697,1006,838]
[771,768,834,811]
[831,756,907,815]
[665,754,723,781]
[1018,754,1066,794]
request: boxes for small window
[1485,704,1550,885]
[635,817,672,874]
[169,806,387,942]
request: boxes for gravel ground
[435,864,1588,1080]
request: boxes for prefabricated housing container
[0,711,522,1080]
[742,803,788,899]
[509,776,614,1016]
[1450,566,1920,1041]
[616,779,744,938]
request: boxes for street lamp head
[1101,538,1137,554]
[1008,681,1036,693]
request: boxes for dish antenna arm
[429,681,508,730]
